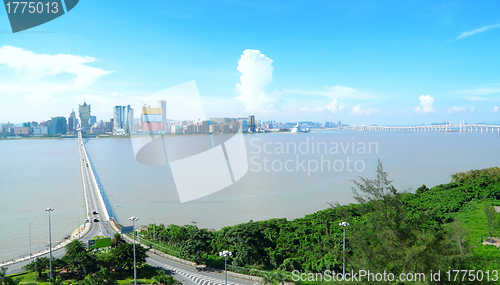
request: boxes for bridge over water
[332,122,500,133]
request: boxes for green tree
[151,270,180,285]
[82,274,98,285]
[22,257,49,278]
[0,268,7,285]
[347,159,469,283]
[111,233,126,249]
[49,275,65,285]
[3,277,22,285]
[93,266,115,285]
[112,242,147,270]
[484,201,497,242]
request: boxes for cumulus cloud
[235,49,279,113]
[0,46,112,92]
[315,98,345,113]
[494,106,499,113]
[415,95,435,113]
[351,105,376,116]
[448,106,466,113]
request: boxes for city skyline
[0,1,499,124]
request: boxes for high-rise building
[79,101,91,130]
[90,115,97,126]
[68,110,76,133]
[158,100,167,131]
[141,104,163,132]
[248,115,255,132]
[113,105,134,134]
[49,116,67,135]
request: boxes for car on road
[93,219,99,222]
[86,163,89,167]
[93,211,98,215]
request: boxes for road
[5,132,260,285]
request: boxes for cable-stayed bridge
[331,122,500,133]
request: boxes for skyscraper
[158,100,167,131]
[49,117,67,135]
[113,105,134,134]
[79,101,91,130]
[248,115,255,132]
[68,110,76,133]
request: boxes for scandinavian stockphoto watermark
[249,137,378,175]
[130,81,249,203]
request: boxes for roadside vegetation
[139,162,500,284]
[3,162,499,284]
[2,234,179,285]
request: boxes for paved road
[5,132,261,285]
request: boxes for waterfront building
[49,116,67,135]
[68,110,76,133]
[90,115,97,126]
[14,127,31,136]
[79,101,91,130]
[113,105,134,134]
[33,126,48,136]
[158,100,167,131]
[141,104,163,132]
[248,115,255,132]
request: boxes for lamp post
[339,222,349,281]
[28,220,35,259]
[45,208,54,279]
[148,218,155,252]
[219,250,232,285]
[128,216,139,285]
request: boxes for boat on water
[290,123,310,133]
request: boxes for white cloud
[351,105,376,116]
[457,23,500,39]
[284,85,371,99]
[235,49,279,113]
[447,106,466,113]
[299,107,309,111]
[0,45,112,92]
[315,98,345,113]
[470,107,476,113]
[494,106,499,113]
[415,95,435,113]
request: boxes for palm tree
[0,267,7,285]
[111,233,125,248]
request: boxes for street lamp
[45,208,54,279]
[219,250,232,285]
[148,218,155,253]
[339,221,349,281]
[128,216,139,285]
[28,220,35,259]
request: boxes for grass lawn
[8,265,159,284]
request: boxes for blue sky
[0,0,499,125]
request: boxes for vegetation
[8,163,500,284]
[139,163,500,284]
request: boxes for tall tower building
[248,115,255,132]
[113,105,134,134]
[158,100,167,131]
[68,109,76,133]
[79,101,91,131]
